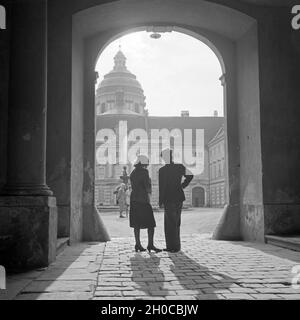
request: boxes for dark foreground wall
[0,1,10,191]
[258,9,300,235]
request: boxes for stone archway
[63,0,263,243]
[1,0,299,270]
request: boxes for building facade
[95,50,226,208]
[208,126,226,207]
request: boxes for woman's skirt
[129,201,156,229]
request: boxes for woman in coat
[129,155,162,253]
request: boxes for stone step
[56,237,69,256]
[265,235,300,252]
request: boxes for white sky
[95,31,223,117]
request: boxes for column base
[212,204,241,241]
[1,184,53,196]
[83,206,110,242]
[0,196,57,271]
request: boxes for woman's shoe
[147,245,162,253]
[135,244,146,252]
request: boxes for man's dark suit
[159,164,193,251]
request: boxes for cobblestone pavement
[94,235,300,300]
[2,235,300,300]
[1,243,105,300]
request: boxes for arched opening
[192,187,205,208]
[93,29,226,238]
[66,0,263,244]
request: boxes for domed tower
[96,49,147,116]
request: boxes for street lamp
[150,32,161,39]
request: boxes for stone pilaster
[0,0,57,269]
[213,73,241,240]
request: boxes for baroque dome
[96,49,146,116]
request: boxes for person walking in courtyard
[159,149,193,252]
[125,185,131,218]
[129,155,162,253]
[117,183,127,218]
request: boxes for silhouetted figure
[159,149,193,252]
[116,183,127,218]
[130,155,162,253]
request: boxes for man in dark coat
[159,149,193,252]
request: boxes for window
[96,166,105,179]
[135,103,140,113]
[216,186,220,205]
[96,105,101,115]
[126,101,133,110]
[107,101,115,109]
[221,159,224,176]
[101,103,106,113]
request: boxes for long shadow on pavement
[130,250,236,300]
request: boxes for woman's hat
[134,155,149,167]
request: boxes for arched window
[135,103,140,113]
[192,187,205,207]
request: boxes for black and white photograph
[1,0,300,310]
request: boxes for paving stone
[37,272,97,281]
[223,293,255,300]
[15,292,92,300]
[187,284,213,289]
[203,288,231,294]
[229,287,258,294]
[22,280,95,293]
[148,290,170,296]
[0,279,32,300]
[166,296,197,300]
[278,294,300,300]
[250,294,282,300]
[96,286,135,291]
[196,294,226,300]
[123,291,148,296]
[240,283,265,288]
[94,291,122,297]
[256,288,299,294]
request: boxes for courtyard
[100,208,223,239]
[1,208,300,300]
